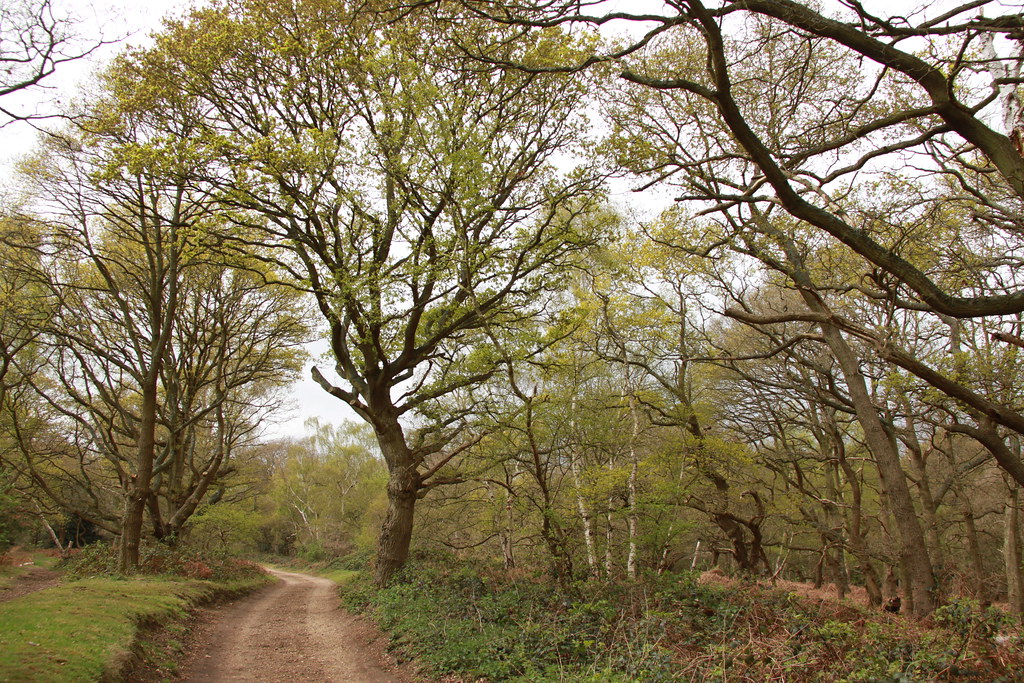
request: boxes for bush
[297,539,328,563]
[342,562,1024,682]
[187,503,260,553]
[342,562,683,681]
[61,541,266,582]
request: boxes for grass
[0,565,19,590]
[313,567,359,586]
[0,555,269,682]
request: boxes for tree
[25,127,192,572]
[120,0,607,583]
[459,0,1024,311]
[0,218,48,410]
[589,229,776,576]
[266,419,388,557]
[149,261,310,542]
[0,0,104,126]
[443,1,1024,471]
[709,218,937,613]
[13,59,308,569]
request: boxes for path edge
[112,573,276,682]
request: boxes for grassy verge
[0,548,269,682]
[340,560,1024,682]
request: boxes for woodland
[2,0,1024,664]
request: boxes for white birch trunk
[626,395,640,579]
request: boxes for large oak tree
[120,0,606,583]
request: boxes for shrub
[61,541,266,582]
[342,561,1024,682]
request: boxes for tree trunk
[118,489,148,572]
[961,499,987,601]
[147,493,167,542]
[808,305,936,615]
[900,409,942,557]
[373,418,420,587]
[574,476,597,576]
[883,564,900,602]
[486,478,516,570]
[118,377,159,573]
[604,498,615,578]
[835,434,883,607]
[900,559,915,616]
[165,408,229,540]
[1005,479,1024,614]
[569,402,598,576]
[626,396,640,579]
[501,510,516,570]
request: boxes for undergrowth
[61,541,266,582]
[341,559,1024,682]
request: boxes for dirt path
[179,569,413,683]
[0,566,61,603]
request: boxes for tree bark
[960,498,987,601]
[833,424,883,606]
[626,396,640,579]
[118,375,159,573]
[569,402,597,576]
[804,298,936,615]
[372,416,420,587]
[1006,479,1024,614]
[604,497,615,578]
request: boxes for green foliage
[188,503,261,554]
[343,560,1024,681]
[260,419,388,558]
[344,562,702,681]
[936,599,1009,641]
[297,539,328,563]
[61,541,266,583]
[0,470,21,554]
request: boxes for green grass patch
[317,568,359,586]
[0,572,268,682]
[28,551,60,570]
[0,565,19,590]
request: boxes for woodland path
[0,565,61,603]
[178,568,413,682]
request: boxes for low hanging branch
[725,305,1024,487]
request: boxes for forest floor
[0,547,62,603]
[0,565,61,602]
[160,568,415,683]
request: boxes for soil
[699,568,873,606]
[0,566,62,603]
[171,569,416,683]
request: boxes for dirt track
[0,565,61,602]
[180,569,412,682]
